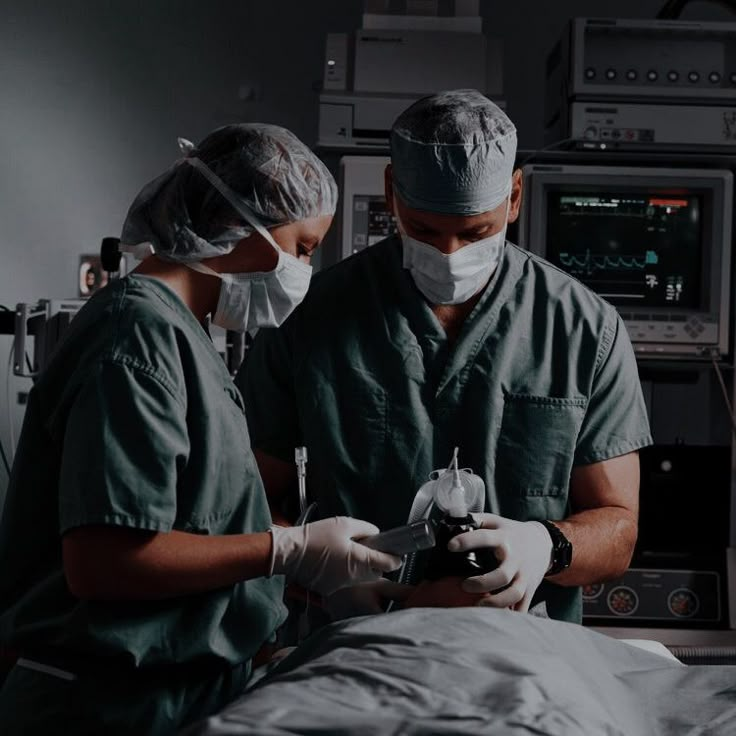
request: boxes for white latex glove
[447,513,554,612]
[269,517,402,597]
[325,579,415,621]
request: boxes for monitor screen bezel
[518,164,733,358]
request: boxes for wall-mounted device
[78,240,126,298]
[13,299,85,378]
[545,17,736,150]
[518,164,734,359]
[319,29,504,149]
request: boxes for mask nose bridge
[432,235,467,255]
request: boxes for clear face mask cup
[396,447,492,587]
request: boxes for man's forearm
[549,507,637,586]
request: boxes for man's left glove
[447,513,554,612]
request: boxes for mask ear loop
[186,260,234,286]
[499,192,512,240]
[119,242,155,260]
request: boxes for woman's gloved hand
[325,579,415,621]
[269,517,402,597]
[447,513,553,612]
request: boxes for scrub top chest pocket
[495,392,587,498]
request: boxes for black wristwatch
[539,520,573,576]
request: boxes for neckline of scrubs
[387,237,523,398]
[124,274,234,384]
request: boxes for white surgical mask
[184,158,313,332]
[400,198,510,305]
[187,249,312,332]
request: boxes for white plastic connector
[446,447,468,518]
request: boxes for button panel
[583,568,721,623]
[622,311,720,357]
[581,66,734,88]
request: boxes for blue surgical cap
[120,123,337,262]
[390,89,517,215]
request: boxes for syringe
[295,446,308,518]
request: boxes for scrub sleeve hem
[575,435,654,466]
[59,514,174,536]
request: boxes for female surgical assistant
[0,123,399,735]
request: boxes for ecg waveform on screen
[558,249,659,276]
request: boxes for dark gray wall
[1,0,734,505]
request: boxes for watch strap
[539,520,572,576]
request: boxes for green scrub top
[237,237,653,623]
[0,275,286,669]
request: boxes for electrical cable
[1,304,15,476]
[0,433,10,479]
[1,305,34,475]
[517,137,579,170]
[3,342,34,473]
[6,343,17,464]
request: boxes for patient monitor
[337,155,396,262]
